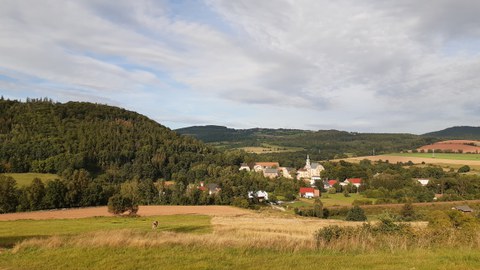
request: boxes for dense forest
[0,98,304,213]
[176,125,439,160]
[423,126,480,139]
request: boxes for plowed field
[0,205,250,221]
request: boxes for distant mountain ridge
[423,126,480,139]
[175,125,436,159]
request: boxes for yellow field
[335,155,480,170]
[1,173,59,186]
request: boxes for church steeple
[306,154,311,168]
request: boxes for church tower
[306,155,311,169]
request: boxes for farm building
[299,187,320,198]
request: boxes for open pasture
[1,207,480,269]
[337,154,480,169]
[2,173,59,186]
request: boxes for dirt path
[0,205,250,221]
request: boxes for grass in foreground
[0,215,211,248]
[1,245,480,270]
[1,173,59,186]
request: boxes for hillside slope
[423,126,480,139]
[0,98,214,180]
[176,125,437,159]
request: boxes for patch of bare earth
[0,206,250,221]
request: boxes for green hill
[423,126,480,139]
[176,125,437,160]
[0,98,214,180]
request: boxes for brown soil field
[0,205,250,221]
[338,155,480,166]
[418,143,480,153]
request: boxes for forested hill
[0,98,216,180]
[423,126,480,139]
[176,125,438,159]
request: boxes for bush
[107,194,138,215]
[352,199,373,206]
[345,206,367,221]
[327,187,336,194]
[400,203,416,221]
[315,225,345,243]
[232,197,249,208]
[458,165,471,173]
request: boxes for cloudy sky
[1,0,479,134]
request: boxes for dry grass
[12,214,365,252]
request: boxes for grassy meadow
[391,152,480,161]
[1,212,480,269]
[1,173,60,186]
[288,193,374,209]
[1,213,480,269]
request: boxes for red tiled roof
[328,180,338,186]
[255,162,280,167]
[299,187,315,194]
[347,178,362,184]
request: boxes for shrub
[315,225,345,243]
[345,206,367,221]
[352,199,373,206]
[313,199,323,218]
[107,194,138,215]
[327,187,336,194]
[232,197,249,208]
[400,203,416,221]
[458,165,471,173]
[376,212,405,233]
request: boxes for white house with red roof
[345,178,362,188]
[299,187,320,198]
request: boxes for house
[198,181,207,192]
[206,183,221,195]
[328,180,338,187]
[278,167,294,179]
[345,178,362,188]
[296,155,324,181]
[253,162,280,172]
[453,205,474,213]
[299,187,320,198]
[417,179,430,186]
[248,190,269,202]
[263,168,279,179]
[239,163,251,171]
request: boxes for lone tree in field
[346,205,367,221]
[107,194,138,215]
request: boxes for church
[296,155,324,184]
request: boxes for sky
[1,0,479,134]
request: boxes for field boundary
[0,206,250,221]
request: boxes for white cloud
[0,0,479,133]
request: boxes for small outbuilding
[453,205,474,213]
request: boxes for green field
[390,152,480,161]
[2,246,480,270]
[1,173,60,186]
[0,215,211,248]
[1,214,480,269]
[289,193,374,208]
